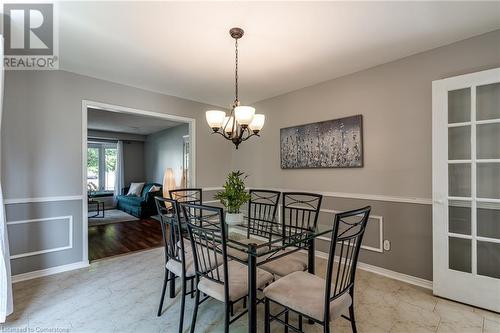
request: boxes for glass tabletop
[192,213,331,258]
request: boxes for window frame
[87,141,117,192]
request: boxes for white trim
[316,207,384,253]
[7,216,73,259]
[476,118,500,125]
[11,261,89,284]
[81,100,197,264]
[310,250,432,290]
[4,195,84,205]
[476,159,500,163]
[203,187,431,205]
[357,260,432,290]
[448,122,471,128]
[203,187,224,192]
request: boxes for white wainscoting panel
[7,215,73,259]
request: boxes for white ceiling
[59,1,500,107]
[87,108,183,135]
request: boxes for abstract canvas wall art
[280,115,363,169]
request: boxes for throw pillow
[149,185,161,192]
[127,182,145,196]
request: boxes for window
[87,141,117,192]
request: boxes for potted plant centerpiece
[215,171,251,228]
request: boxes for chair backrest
[154,197,186,269]
[181,203,229,302]
[247,189,281,240]
[169,188,203,205]
[281,192,323,240]
[323,206,371,323]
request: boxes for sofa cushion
[116,195,146,207]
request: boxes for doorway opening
[81,101,196,262]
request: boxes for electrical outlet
[383,240,391,251]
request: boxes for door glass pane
[449,200,471,235]
[477,123,500,159]
[449,164,471,197]
[105,148,117,191]
[448,88,471,123]
[449,237,471,273]
[87,147,100,191]
[477,202,500,239]
[477,83,500,121]
[477,163,500,199]
[477,241,500,279]
[448,126,470,160]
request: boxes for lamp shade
[162,168,176,198]
[234,106,255,126]
[249,114,265,132]
[205,110,226,129]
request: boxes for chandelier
[205,27,265,149]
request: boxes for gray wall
[123,141,145,186]
[230,30,500,281]
[3,70,232,275]
[144,124,188,185]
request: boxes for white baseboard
[12,261,90,283]
[310,250,432,290]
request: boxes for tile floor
[2,248,500,333]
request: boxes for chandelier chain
[235,38,239,104]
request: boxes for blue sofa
[116,183,162,218]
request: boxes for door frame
[432,67,500,311]
[81,100,196,264]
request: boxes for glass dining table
[222,221,332,333]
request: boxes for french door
[433,67,500,312]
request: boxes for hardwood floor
[88,217,163,261]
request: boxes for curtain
[0,35,13,323]
[113,140,124,205]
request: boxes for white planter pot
[225,213,244,226]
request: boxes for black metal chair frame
[181,203,250,333]
[169,188,203,205]
[246,189,281,244]
[155,197,196,333]
[264,206,372,333]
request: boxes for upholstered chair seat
[198,261,273,302]
[166,250,222,278]
[177,239,192,253]
[260,251,308,277]
[264,271,352,322]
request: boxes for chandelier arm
[240,128,260,142]
[213,130,231,140]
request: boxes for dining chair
[181,203,274,333]
[154,197,195,333]
[169,188,203,252]
[263,206,371,333]
[169,188,203,205]
[260,192,323,277]
[227,190,281,261]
